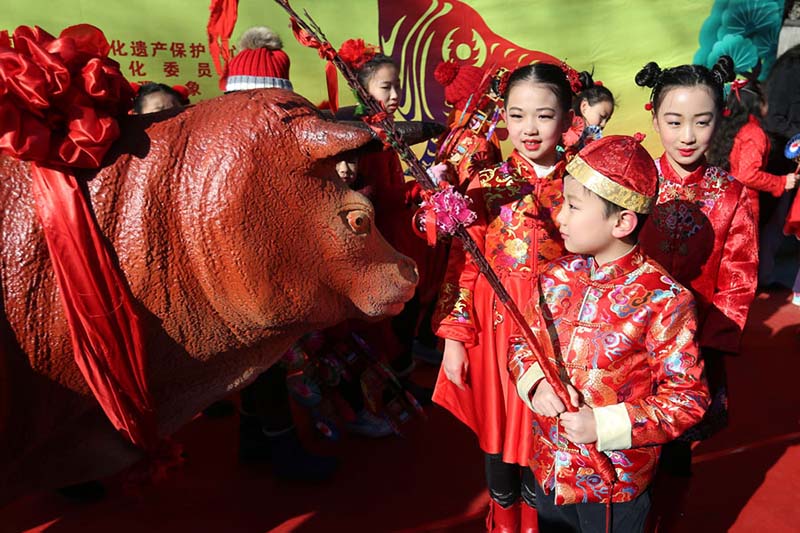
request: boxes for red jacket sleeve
[730,128,787,197]
[699,185,758,354]
[624,290,709,447]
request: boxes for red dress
[729,114,789,222]
[433,150,567,465]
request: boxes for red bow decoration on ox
[0,24,165,455]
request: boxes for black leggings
[485,453,537,508]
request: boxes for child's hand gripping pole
[277,0,617,488]
[458,229,617,488]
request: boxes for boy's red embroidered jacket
[508,248,709,504]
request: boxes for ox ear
[302,120,375,161]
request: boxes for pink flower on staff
[419,186,477,236]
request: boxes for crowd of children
[130,19,800,532]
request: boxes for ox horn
[303,119,376,161]
[331,106,447,147]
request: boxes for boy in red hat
[507,135,710,532]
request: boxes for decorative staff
[274,0,617,488]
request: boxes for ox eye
[346,210,371,235]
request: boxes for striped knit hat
[225,26,292,92]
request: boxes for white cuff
[516,363,545,411]
[593,403,632,451]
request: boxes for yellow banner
[2,0,783,155]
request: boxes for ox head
[175,90,417,340]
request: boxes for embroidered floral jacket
[508,248,709,504]
[639,155,758,355]
[433,150,566,345]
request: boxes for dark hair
[634,55,736,113]
[133,83,183,114]
[573,71,615,114]
[707,77,765,170]
[578,185,648,242]
[503,62,577,114]
[764,44,800,138]
[356,54,397,89]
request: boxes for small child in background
[335,153,359,186]
[132,83,186,114]
[433,60,504,189]
[334,38,435,403]
[707,74,798,224]
[563,71,615,149]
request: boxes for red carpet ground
[2,289,798,532]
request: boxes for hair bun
[578,71,594,91]
[711,54,736,86]
[434,61,459,87]
[635,62,662,88]
[239,26,283,50]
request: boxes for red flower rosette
[0,24,133,168]
[0,24,163,459]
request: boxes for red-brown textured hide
[0,89,417,503]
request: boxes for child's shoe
[345,409,394,438]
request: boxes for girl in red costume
[637,56,758,475]
[336,39,435,398]
[433,60,504,189]
[562,71,615,150]
[433,63,580,532]
[707,74,798,224]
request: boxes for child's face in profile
[557,176,619,257]
[580,99,614,129]
[335,156,359,185]
[366,64,400,115]
[139,92,182,114]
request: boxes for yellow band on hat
[565,155,654,214]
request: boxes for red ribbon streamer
[207,0,239,91]
[0,24,160,453]
[290,18,339,111]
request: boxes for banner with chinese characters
[2,0,783,154]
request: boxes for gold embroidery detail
[566,155,654,214]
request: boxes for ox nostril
[399,256,419,285]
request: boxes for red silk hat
[565,134,658,214]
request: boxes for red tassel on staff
[290,18,339,111]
